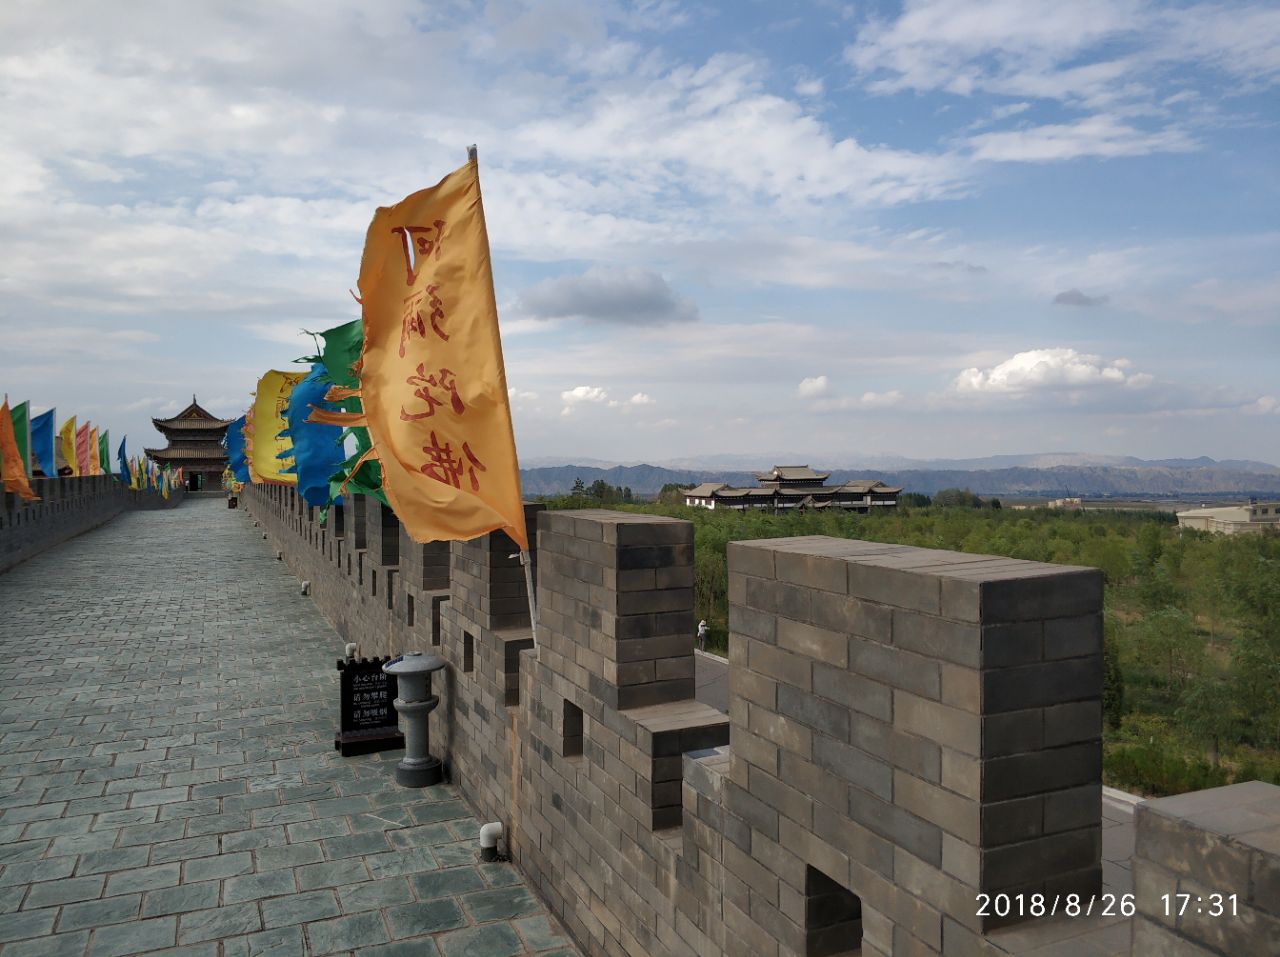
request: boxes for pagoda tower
[145,396,232,491]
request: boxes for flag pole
[520,550,538,647]
[467,142,537,646]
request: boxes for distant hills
[518,454,1280,499]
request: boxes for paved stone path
[0,498,576,957]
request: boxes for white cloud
[968,116,1195,162]
[951,348,1149,395]
[1242,396,1279,415]
[797,375,831,398]
[629,392,655,405]
[857,390,905,409]
[846,0,1280,107]
[794,77,824,97]
[560,385,609,415]
[811,390,905,412]
[939,347,1276,416]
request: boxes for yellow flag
[249,370,306,484]
[1,399,39,502]
[244,406,260,484]
[59,416,78,476]
[356,157,527,549]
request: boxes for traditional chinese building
[683,465,901,512]
[145,396,232,491]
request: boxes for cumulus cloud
[1053,288,1110,307]
[518,267,698,325]
[629,392,655,405]
[560,385,609,415]
[797,375,832,398]
[951,348,1150,395]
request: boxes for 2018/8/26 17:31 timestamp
[1163,893,1238,917]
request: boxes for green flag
[9,401,31,477]
[301,319,385,507]
[98,429,110,478]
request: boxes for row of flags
[9,153,526,554]
[224,155,528,550]
[1,397,177,504]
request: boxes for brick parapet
[240,488,1275,957]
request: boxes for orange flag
[355,155,527,549]
[88,426,101,475]
[0,398,39,501]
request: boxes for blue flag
[224,415,250,484]
[30,409,56,477]
[283,364,347,507]
[116,436,128,483]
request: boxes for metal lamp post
[383,652,447,787]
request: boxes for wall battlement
[244,486,1280,957]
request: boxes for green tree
[1138,564,1180,612]
[1177,674,1238,768]
[1136,607,1202,693]
[1136,522,1164,570]
[656,483,692,504]
[934,487,982,507]
[571,477,585,495]
[1103,621,1126,731]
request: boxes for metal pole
[520,550,538,647]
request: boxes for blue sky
[2,0,1277,467]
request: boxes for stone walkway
[0,498,576,957]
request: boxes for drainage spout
[479,821,503,862]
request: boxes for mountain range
[518,453,1280,499]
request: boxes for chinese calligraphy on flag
[249,370,307,484]
[357,156,527,549]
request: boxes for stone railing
[243,485,1280,957]
[1,476,185,574]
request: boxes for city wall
[0,475,186,575]
[244,483,1280,957]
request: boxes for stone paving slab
[0,498,577,957]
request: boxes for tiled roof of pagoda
[755,465,831,482]
[152,396,233,429]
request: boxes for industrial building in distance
[1176,499,1280,535]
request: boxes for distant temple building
[145,396,232,491]
[683,465,901,512]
